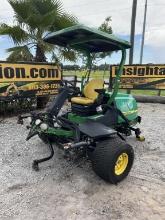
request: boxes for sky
[0,0,165,65]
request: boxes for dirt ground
[0,103,165,220]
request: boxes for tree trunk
[35,44,46,62]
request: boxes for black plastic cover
[79,120,116,139]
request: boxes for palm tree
[0,0,78,62]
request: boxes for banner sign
[111,64,165,89]
[0,61,61,98]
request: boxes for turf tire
[91,137,134,184]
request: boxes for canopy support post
[108,48,126,104]
[81,52,92,91]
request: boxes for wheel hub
[115,153,128,175]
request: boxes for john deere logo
[0,62,61,82]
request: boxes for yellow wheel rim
[115,153,128,175]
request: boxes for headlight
[27,117,32,124]
[54,122,61,128]
[35,119,41,125]
[40,123,48,130]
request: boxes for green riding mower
[18,25,145,184]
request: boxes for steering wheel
[60,80,80,94]
[62,80,75,87]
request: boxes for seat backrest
[83,79,104,100]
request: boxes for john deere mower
[18,25,144,184]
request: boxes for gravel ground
[0,103,165,220]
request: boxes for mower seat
[71,79,104,105]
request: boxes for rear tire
[91,137,134,184]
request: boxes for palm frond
[50,12,78,31]
[32,0,63,16]
[5,0,78,62]
[6,45,33,52]
[6,45,33,62]
[42,42,56,53]
[59,13,78,28]
[25,14,43,30]
[8,0,31,24]
[38,9,60,30]
[0,23,29,44]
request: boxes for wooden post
[127,89,131,94]
[158,90,161,96]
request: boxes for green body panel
[44,127,74,137]
[105,92,138,124]
[68,92,138,126]
[113,92,138,124]
[68,112,102,124]
[40,91,138,138]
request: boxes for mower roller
[18,25,145,184]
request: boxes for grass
[63,70,110,78]
[63,70,165,97]
[119,89,165,96]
